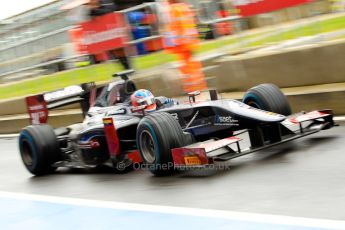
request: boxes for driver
[131,89,177,112]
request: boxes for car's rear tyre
[18,125,60,176]
[137,112,188,176]
[243,83,292,116]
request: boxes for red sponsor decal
[172,148,210,166]
[235,0,312,17]
[103,118,121,157]
[26,95,48,125]
[127,150,142,164]
[79,13,128,54]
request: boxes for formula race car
[18,70,335,176]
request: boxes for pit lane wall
[212,39,345,92]
[0,39,345,133]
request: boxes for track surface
[1,124,345,221]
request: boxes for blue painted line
[0,197,331,230]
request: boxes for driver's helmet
[131,89,157,112]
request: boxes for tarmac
[1,124,345,224]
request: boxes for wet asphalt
[1,124,345,220]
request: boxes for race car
[18,70,335,176]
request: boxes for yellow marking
[184,156,201,165]
[103,119,113,125]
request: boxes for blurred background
[1,2,345,226]
[0,0,344,100]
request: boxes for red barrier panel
[69,27,87,55]
[79,13,129,54]
[236,0,312,17]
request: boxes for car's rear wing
[25,69,136,125]
[26,82,97,125]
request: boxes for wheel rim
[140,130,156,164]
[22,140,33,166]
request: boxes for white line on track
[0,191,345,229]
[0,133,18,138]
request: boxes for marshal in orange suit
[164,0,208,92]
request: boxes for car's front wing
[172,110,334,168]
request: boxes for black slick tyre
[18,125,60,176]
[243,83,292,116]
[136,112,186,176]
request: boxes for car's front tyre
[243,83,292,116]
[136,112,186,176]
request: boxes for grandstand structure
[0,0,74,77]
